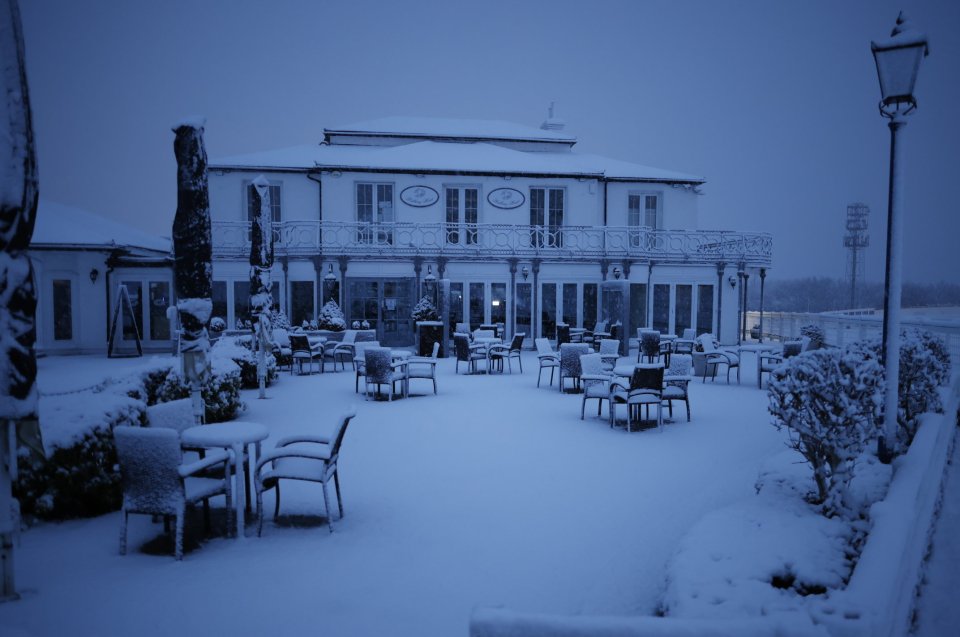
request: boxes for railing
[212,220,773,265]
[747,310,960,368]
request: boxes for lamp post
[872,12,929,462]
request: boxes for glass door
[348,277,415,347]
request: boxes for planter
[417,321,444,357]
[692,352,707,377]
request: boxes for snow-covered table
[181,422,269,539]
[473,337,501,373]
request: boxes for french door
[347,277,415,346]
[445,186,479,245]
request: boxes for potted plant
[412,296,443,357]
[691,333,716,377]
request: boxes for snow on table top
[180,422,269,447]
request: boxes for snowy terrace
[5,346,948,636]
[210,220,774,265]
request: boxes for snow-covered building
[208,115,772,348]
[29,201,173,356]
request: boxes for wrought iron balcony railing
[211,220,772,266]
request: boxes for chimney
[540,101,566,131]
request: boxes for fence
[746,310,960,368]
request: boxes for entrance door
[347,277,415,347]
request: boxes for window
[630,283,647,331]
[233,281,250,328]
[469,282,485,328]
[52,279,72,341]
[541,283,557,339]
[149,282,171,341]
[445,187,479,245]
[246,181,281,241]
[583,283,598,330]
[653,284,670,333]
[290,281,315,327]
[530,187,564,247]
[120,281,143,340]
[491,282,506,326]
[357,183,394,244]
[448,282,464,335]
[212,281,228,324]
[675,285,693,336]
[628,192,662,248]
[697,285,714,336]
[515,282,532,337]
[562,283,577,327]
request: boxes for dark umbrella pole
[249,175,274,398]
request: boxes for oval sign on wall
[487,187,525,209]
[400,185,439,207]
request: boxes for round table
[181,422,269,539]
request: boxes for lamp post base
[878,434,895,465]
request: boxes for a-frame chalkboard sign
[107,284,143,358]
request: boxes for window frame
[355,181,395,244]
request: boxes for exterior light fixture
[872,12,928,462]
[424,264,436,282]
[612,266,622,280]
[324,263,337,282]
[728,275,737,288]
[89,268,100,284]
[521,265,529,281]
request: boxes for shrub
[318,301,346,331]
[800,324,826,349]
[210,337,277,391]
[411,296,439,322]
[269,308,290,331]
[768,348,883,518]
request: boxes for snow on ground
[0,348,929,635]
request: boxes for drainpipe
[715,262,726,341]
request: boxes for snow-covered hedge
[210,336,277,390]
[18,354,245,521]
[799,324,825,349]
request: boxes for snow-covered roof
[31,200,171,253]
[324,116,577,144]
[212,140,705,184]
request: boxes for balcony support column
[311,256,323,316]
[508,258,518,341]
[759,268,767,343]
[531,258,541,340]
[413,256,423,300]
[741,269,750,342]
[436,256,448,280]
[646,262,655,329]
[280,256,289,317]
[716,262,726,341]
[599,258,609,281]
[337,256,349,311]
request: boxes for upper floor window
[356,183,394,244]
[246,181,282,241]
[445,186,479,245]
[530,187,564,248]
[628,192,662,248]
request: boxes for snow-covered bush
[209,316,226,332]
[209,336,277,391]
[767,348,883,518]
[800,324,825,349]
[269,308,290,332]
[318,300,346,331]
[411,296,439,322]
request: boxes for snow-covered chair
[455,322,471,337]
[364,347,407,400]
[662,354,693,422]
[488,333,524,374]
[598,338,620,371]
[325,329,359,371]
[454,333,485,374]
[289,334,323,374]
[114,426,232,560]
[673,328,696,355]
[556,323,571,348]
[352,340,381,392]
[146,398,199,433]
[271,328,292,372]
[579,353,613,420]
[558,343,591,393]
[407,341,440,395]
[638,330,660,364]
[256,408,357,535]
[535,337,559,387]
[609,364,664,433]
[700,337,740,384]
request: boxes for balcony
[212,220,772,266]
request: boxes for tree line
[747,277,960,313]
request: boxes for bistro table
[473,337,501,373]
[737,343,782,384]
[181,422,269,539]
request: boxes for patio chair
[146,397,200,433]
[758,350,783,389]
[558,343,591,393]
[324,329,359,371]
[114,426,232,560]
[579,353,613,420]
[256,408,357,535]
[700,338,740,384]
[638,330,661,364]
[353,340,381,393]
[535,337,559,387]
[289,334,322,375]
[673,328,696,355]
[489,333,524,374]
[455,322,471,337]
[662,354,693,422]
[364,347,408,400]
[598,338,620,371]
[271,328,293,372]
[407,341,440,395]
[454,333,485,374]
[609,364,665,433]
[473,329,496,341]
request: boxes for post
[758,268,766,343]
[249,175,274,399]
[715,262,726,341]
[879,116,907,461]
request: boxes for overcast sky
[19,0,960,285]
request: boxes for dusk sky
[19,0,960,285]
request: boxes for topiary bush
[317,300,346,331]
[800,324,826,349]
[210,337,277,391]
[411,296,439,322]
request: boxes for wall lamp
[424,264,436,282]
[728,275,738,288]
[324,263,337,282]
[612,266,622,280]
[89,268,100,284]
[521,265,529,281]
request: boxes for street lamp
[872,12,929,462]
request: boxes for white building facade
[207,117,772,348]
